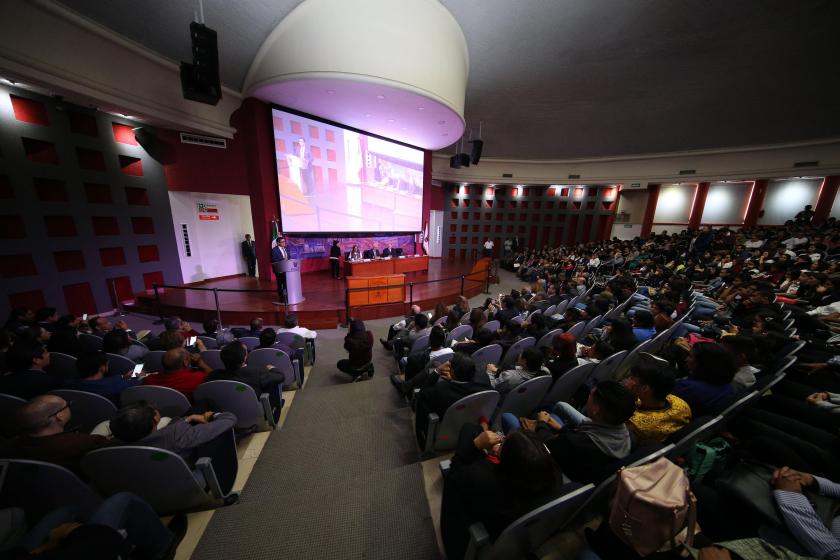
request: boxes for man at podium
[271,237,290,304]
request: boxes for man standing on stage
[329,240,342,279]
[271,237,289,304]
[241,234,257,277]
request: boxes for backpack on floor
[609,457,697,556]
[687,437,731,484]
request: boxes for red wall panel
[33,177,67,202]
[23,138,59,165]
[10,95,49,126]
[142,271,164,290]
[124,187,149,206]
[8,289,46,311]
[159,128,249,195]
[106,276,134,306]
[84,183,112,204]
[62,283,97,316]
[0,254,37,278]
[44,216,77,237]
[0,215,25,239]
[131,217,155,234]
[118,155,143,176]
[111,123,138,145]
[99,247,126,266]
[91,216,120,236]
[137,245,160,263]
[67,111,98,136]
[53,250,86,272]
[76,147,106,171]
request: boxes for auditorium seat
[105,352,136,376]
[536,328,563,348]
[445,325,473,346]
[470,344,503,376]
[483,320,501,333]
[79,333,103,350]
[247,348,301,388]
[200,350,225,371]
[612,338,654,379]
[45,352,78,379]
[588,350,628,384]
[120,385,191,418]
[142,350,166,373]
[541,362,596,406]
[82,435,239,514]
[564,321,587,340]
[198,335,218,349]
[492,375,552,426]
[421,390,500,456]
[499,336,536,369]
[195,380,277,432]
[238,337,260,350]
[49,389,117,433]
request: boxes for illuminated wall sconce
[574,187,585,199]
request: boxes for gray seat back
[0,393,25,436]
[579,315,603,338]
[499,336,536,369]
[120,385,191,417]
[613,339,653,378]
[543,362,596,405]
[481,483,594,560]
[79,333,103,350]
[81,446,212,514]
[434,390,500,451]
[470,344,503,374]
[537,328,563,348]
[410,334,430,355]
[494,375,553,421]
[194,380,269,431]
[0,459,101,523]
[565,321,586,339]
[247,348,299,387]
[105,353,136,377]
[143,351,166,373]
[48,389,117,433]
[554,300,570,316]
[542,304,557,317]
[483,320,501,332]
[238,337,260,350]
[200,350,225,371]
[446,325,473,346]
[198,336,218,349]
[45,352,78,379]
[588,350,629,384]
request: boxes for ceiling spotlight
[364,113,372,117]
[416,106,425,111]
[387,118,395,123]
[376,94,385,99]
[400,127,407,131]
[326,89,335,94]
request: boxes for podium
[272,259,304,305]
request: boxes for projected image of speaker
[469,139,484,165]
[180,22,221,105]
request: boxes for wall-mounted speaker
[180,22,221,105]
[469,140,484,165]
[449,153,471,168]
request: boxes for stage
[130,258,490,330]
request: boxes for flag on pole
[422,222,430,255]
[271,220,280,249]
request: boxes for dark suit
[382,248,393,258]
[271,245,289,303]
[241,239,257,276]
[415,378,486,447]
[329,244,341,278]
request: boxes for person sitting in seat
[277,313,317,340]
[672,341,736,416]
[631,310,657,342]
[141,348,212,401]
[440,423,560,560]
[384,313,431,358]
[382,305,422,344]
[207,341,286,408]
[102,328,148,364]
[544,333,582,380]
[622,360,692,445]
[64,352,142,405]
[0,342,59,400]
[391,326,451,395]
[415,353,487,447]
[505,381,635,483]
[486,347,549,397]
[0,395,107,474]
[231,317,264,339]
[109,400,236,462]
[721,335,761,392]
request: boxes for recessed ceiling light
[416,106,425,111]
[364,113,372,117]
[376,94,385,99]
[400,127,407,131]
[387,118,395,123]
[326,89,335,94]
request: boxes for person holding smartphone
[64,352,143,405]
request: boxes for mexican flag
[271,220,280,249]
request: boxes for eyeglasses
[48,401,71,418]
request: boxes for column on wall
[687,182,710,230]
[742,179,768,227]
[640,184,661,238]
[814,176,840,225]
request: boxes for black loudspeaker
[180,22,221,106]
[469,140,484,165]
[449,153,471,169]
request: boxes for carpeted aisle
[191,321,440,560]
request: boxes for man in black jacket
[329,240,342,279]
[415,353,486,447]
[207,341,286,408]
[241,234,257,276]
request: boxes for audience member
[141,348,211,400]
[64,352,141,404]
[208,341,286,407]
[623,361,692,445]
[672,341,736,416]
[486,347,549,396]
[0,342,59,399]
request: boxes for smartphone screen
[188,336,197,346]
[82,313,88,321]
[131,364,143,377]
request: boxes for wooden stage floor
[131,258,490,330]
